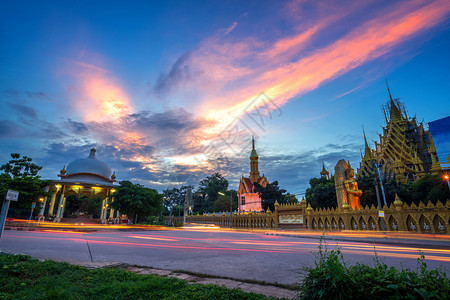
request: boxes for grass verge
[0,253,277,300]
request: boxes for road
[1,227,449,285]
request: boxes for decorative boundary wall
[187,198,450,233]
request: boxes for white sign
[378,210,385,217]
[6,190,19,201]
[279,214,303,224]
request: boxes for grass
[0,253,275,300]
[300,237,449,299]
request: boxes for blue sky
[1,0,449,196]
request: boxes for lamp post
[444,174,450,191]
[372,161,387,231]
[218,191,232,228]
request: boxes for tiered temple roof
[357,81,440,183]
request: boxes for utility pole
[373,173,387,231]
[229,191,232,228]
[372,161,387,231]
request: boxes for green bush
[300,237,449,299]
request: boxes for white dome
[66,148,112,179]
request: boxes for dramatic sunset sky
[1,0,449,196]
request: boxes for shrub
[300,237,449,299]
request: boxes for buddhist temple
[237,137,267,212]
[37,148,120,223]
[357,81,441,183]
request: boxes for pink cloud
[166,0,449,125]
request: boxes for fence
[186,197,450,233]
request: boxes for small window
[241,196,245,205]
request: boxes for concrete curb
[126,266,299,299]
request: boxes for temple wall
[187,199,450,233]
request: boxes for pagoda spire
[385,79,403,122]
[249,136,260,182]
[362,126,373,160]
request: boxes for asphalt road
[1,227,449,285]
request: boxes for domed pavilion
[38,148,119,223]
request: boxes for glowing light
[92,187,102,193]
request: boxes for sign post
[27,202,36,230]
[0,190,19,240]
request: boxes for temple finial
[385,78,402,122]
[385,78,393,102]
[252,135,255,150]
[362,126,372,160]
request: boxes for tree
[0,153,49,209]
[357,174,449,208]
[213,189,239,212]
[285,193,298,204]
[305,177,337,209]
[111,181,163,223]
[163,185,193,217]
[254,181,287,212]
[196,173,228,213]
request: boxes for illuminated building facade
[237,137,267,212]
[358,83,441,183]
[37,148,119,223]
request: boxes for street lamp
[372,161,387,231]
[444,173,450,191]
[218,191,232,228]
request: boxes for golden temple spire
[362,126,373,160]
[385,79,403,122]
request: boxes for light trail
[129,236,179,242]
[4,231,449,263]
[342,250,450,263]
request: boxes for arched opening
[406,215,418,232]
[368,216,377,230]
[432,214,447,233]
[324,217,331,230]
[312,218,318,230]
[63,195,102,219]
[331,217,337,230]
[338,217,345,230]
[388,216,399,231]
[318,218,324,230]
[419,215,432,233]
[358,216,367,230]
[350,217,358,230]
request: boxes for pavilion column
[108,197,115,219]
[60,196,67,218]
[101,198,107,224]
[47,191,57,217]
[38,186,50,222]
[54,185,66,222]
[115,210,121,224]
